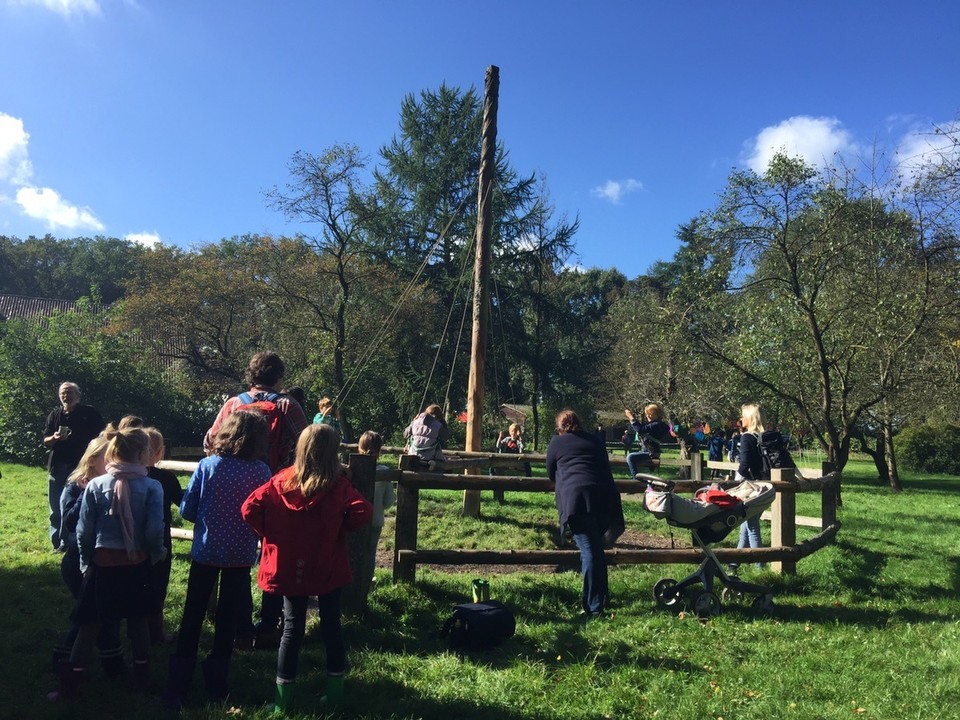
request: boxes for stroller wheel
[751,594,774,616]
[652,578,681,609]
[720,587,743,604]
[693,591,721,619]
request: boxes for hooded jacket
[241,467,372,597]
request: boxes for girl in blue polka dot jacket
[163,410,273,710]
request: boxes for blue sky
[1,1,958,279]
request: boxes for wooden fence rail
[158,452,840,591]
[391,452,839,582]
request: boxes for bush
[0,312,209,465]
[896,422,960,475]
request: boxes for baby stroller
[642,477,776,618]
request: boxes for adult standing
[203,351,309,648]
[203,352,308,471]
[546,409,623,618]
[43,382,105,550]
[732,403,769,570]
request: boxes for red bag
[697,487,742,509]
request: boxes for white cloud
[14,0,101,16]
[1,111,105,232]
[895,121,960,179]
[16,186,104,231]
[591,178,643,204]
[744,116,855,173]
[125,231,161,248]
[0,113,33,185]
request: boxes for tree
[486,183,582,448]
[0,235,148,303]
[357,83,537,421]
[263,145,374,438]
[117,239,270,392]
[692,153,957,500]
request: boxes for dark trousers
[569,514,609,615]
[151,545,173,614]
[174,561,249,661]
[71,563,152,666]
[276,590,344,683]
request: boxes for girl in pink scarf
[49,427,164,701]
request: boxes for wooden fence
[158,450,840,596]
[388,452,839,583]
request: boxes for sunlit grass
[2,459,959,719]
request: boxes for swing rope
[335,192,473,411]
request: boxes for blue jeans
[276,590,344,682]
[48,465,71,549]
[626,451,652,478]
[568,514,608,615]
[737,516,765,568]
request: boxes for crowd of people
[43,353,386,714]
[41,350,781,711]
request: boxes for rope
[335,192,473,410]
[420,227,476,415]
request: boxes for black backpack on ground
[757,430,795,477]
[442,601,516,651]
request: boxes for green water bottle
[472,578,489,603]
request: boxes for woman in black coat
[546,409,623,617]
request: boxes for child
[708,429,726,479]
[313,396,342,436]
[143,427,184,645]
[51,432,123,681]
[624,404,672,476]
[403,403,449,462]
[242,424,372,714]
[357,431,395,583]
[163,410,271,709]
[51,427,164,700]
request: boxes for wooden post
[770,467,796,574]
[690,450,703,485]
[342,452,374,614]
[821,461,837,529]
[463,65,500,519]
[394,455,421,583]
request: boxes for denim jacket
[77,472,164,573]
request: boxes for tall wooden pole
[462,65,499,518]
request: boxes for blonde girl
[52,428,164,700]
[242,424,372,713]
[51,433,123,684]
[358,430,395,582]
[142,427,184,645]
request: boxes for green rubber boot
[271,682,295,715]
[321,674,344,707]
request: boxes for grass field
[1,458,958,719]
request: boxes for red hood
[271,468,341,512]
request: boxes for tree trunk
[854,427,889,485]
[883,418,903,492]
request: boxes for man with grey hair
[42,382,105,550]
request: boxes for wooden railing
[158,451,840,589]
[388,453,839,583]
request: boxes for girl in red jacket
[241,423,372,714]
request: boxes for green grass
[2,459,959,719]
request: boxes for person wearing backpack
[202,351,309,650]
[731,403,771,570]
